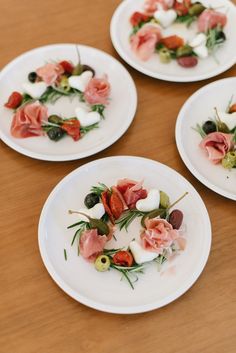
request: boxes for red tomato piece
[174,0,191,16]
[109,191,124,220]
[177,56,198,68]
[101,191,114,223]
[160,35,184,50]
[59,60,74,74]
[61,118,80,141]
[130,11,151,27]
[4,91,23,109]
[113,251,134,267]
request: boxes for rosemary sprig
[90,182,109,196]
[110,263,145,289]
[64,249,67,261]
[91,104,105,119]
[80,123,99,134]
[67,220,89,253]
[175,14,197,27]
[192,123,207,138]
[115,209,145,231]
[206,26,226,55]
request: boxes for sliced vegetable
[4,91,23,109]
[113,251,134,267]
[61,118,80,141]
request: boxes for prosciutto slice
[198,9,227,32]
[10,101,47,138]
[117,178,147,208]
[130,25,162,61]
[141,218,180,254]
[79,229,107,262]
[200,132,232,164]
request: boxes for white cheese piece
[193,44,208,59]
[22,81,47,99]
[75,106,100,127]
[129,241,158,265]
[75,203,105,221]
[136,189,160,212]
[154,9,177,28]
[189,33,207,48]
[217,111,236,130]
[68,71,93,92]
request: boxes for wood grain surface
[0,1,235,352]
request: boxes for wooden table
[0,1,235,352]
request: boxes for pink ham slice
[141,218,180,254]
[130,25,162,61]
[198,9,227,32]
[116,178,147,208]
[10,101,47,138]
[79,229,107,262]
[200,132,232,164]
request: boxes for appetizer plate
[38,156,211,314]
[0,44,137,161]
[110,0,236,82]
[176,77,236,200]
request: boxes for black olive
[82,65,95,77]
[48,115,63,125]
[216,31,226,42]
[202,120,217,134]
[84,193,99,209]
[28,72,37,83]
[47,127,65,141]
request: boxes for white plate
[38,156,211,314]
[0,44,137,161]
[110,0,236,82]
[176,77,236,200]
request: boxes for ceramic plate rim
[38,156,212,314]
[0,43,137,161]
[175,77,236,201]
[110,0,236,82]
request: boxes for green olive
[84,193,99,209]
[188,3,205,16]
[176,45,193,58]
[222,151,236,169]
[95,255,110,272]
[216,121,230,133]
[159,191,170,209]
[90,218,110,236]
[141,209,167,228]
[48,115,63,125]
[59,75,70,92]
[159,48,172,63]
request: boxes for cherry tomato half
[113,251,134,267]
[130,12,151,27]
[160,35,184,50]
[4,91,23,109]
[61,118,80,141]
[59,60,74,75]
[174,0,191,16]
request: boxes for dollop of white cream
[22,81,47,99]
[75,106,101,127]
[68,71,93,92]
[154,9,177,28]
[129,240,158,265]
[189,33,207,48]
[136,189,160,212]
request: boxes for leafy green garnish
[90,183,109,196]
[192,123,207,138]
[91,104,105,119]
[80,123,99,134]
[206,26,226,56]
[64,249,67,261]
[115,209,145,231]
[110,263,145,290]
[175,14,197,27]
